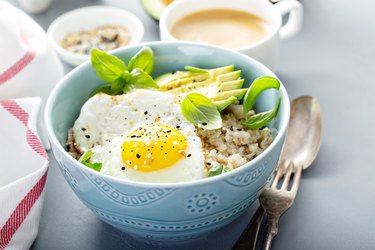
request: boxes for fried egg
[72,89,205,183]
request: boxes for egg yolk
[121,124,187,172]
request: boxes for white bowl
[47,6,144,66]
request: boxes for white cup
[159,0,303,71]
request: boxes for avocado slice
[168,78,244,96]
[208,65,235,77]
[214,97,238,111]
[220,79,244,91]
[155,71,197,87]
[140,0,173,21]
[156,71,210,91]
[155,65,235,91]
[217,70,242,82]
[211,88,248,101]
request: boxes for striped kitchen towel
[0,98,48,250]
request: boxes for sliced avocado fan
[155,65,247,111]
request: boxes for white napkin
[0,0,64,102]
[0,97,48,250]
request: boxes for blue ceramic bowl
[45,42,290,240]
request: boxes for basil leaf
[243,76,280,115]
[121,71,130,82]
[223,166,231,173]
[208,165,224,177]
[85,162,102,172]
[79,150,102,172]
[79,150,94,163]
[185,66,209,74]
[128,46,154,75]
[242,97,281,129]
[90,84,118,97]
[91,49,127,83]
[181,92,222,130]
[127,68,159,92]
[111,78,126,92]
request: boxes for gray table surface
[6,0,375,249]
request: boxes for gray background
[6,0,375,249]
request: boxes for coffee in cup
[160,0,303,71]
[170,9,271,50]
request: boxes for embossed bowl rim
[45,41,290,188]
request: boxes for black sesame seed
[187,154,192,157]
[81,128,86,131]
[237,128,242,131]
[202,122,208,126]
[131,135,136,138]
[85,135,90,139]
[121,167,125,170]
[166,130,171,133]
[206,162,212,166]
[144,111,148,115]
[136,154,141,159]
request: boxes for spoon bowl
[281,96,322,169]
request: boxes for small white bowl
[47,6,144,66]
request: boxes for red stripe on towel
[0,35,36,85]
[0,100,47,159]
[0,171,48,249]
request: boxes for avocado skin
[140,0,172,21]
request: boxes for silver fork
[260,161,302,250]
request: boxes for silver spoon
[233,95,323,250]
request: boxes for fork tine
[271,166,284,188]
[280,163,293,191]
[290,163,302,195]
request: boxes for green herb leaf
[242,97,281,129]
[91,49,127,83]
[127,68,159,92]
[243,76,280,115]
[208,165,224,177]
[90,84,118,97]
[79,150,102,172]
[185,66,209,74]
[181,92,222,130]
[223,166,231,173]
[79,150,94,163]
[128,46,154,75]
[111,78,126,92]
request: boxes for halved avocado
[140,0,173,21]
